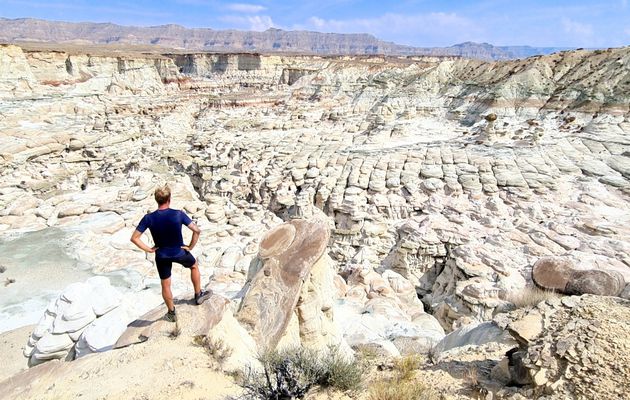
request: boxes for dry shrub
[464,366,490,400]
[463,366,478,387]
[507,286,559,309]
[323,347,364,391]
[237,346,363,400]
[354,344,380,362]
[193,335,233,369]
[169,320,181,339]
[393,355,421,381]
[368,380,438,400]
[369,355,437,400]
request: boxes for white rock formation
[0,43,628,360]
[25,277,135,364]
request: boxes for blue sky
[1,0,629,47]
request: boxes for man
[131,185,210,322]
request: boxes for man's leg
[180,251,210,304]
[190,262,201,295]
[160,277,175,312]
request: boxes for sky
[1,0,629,48]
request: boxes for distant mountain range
[0,17,570,60]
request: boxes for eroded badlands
[0,43,629,399]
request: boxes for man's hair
[154,185,171,205]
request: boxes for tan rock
[237,219,330,351]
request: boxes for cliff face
[0,18,566,60]
[4,43,628,113]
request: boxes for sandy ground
[0,331,240,400]
[0,321,506,400]
[0,325,32,382]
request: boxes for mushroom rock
[294,252,350,354]
[236,219,330,352]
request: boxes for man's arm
[130,230,156,253]
[182,222,201,251]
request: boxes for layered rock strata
[24,277,133,365]
[0,43,629,343]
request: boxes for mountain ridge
[0,17,569,60]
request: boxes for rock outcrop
[236,219,338,352]
[114,295,230,349]
[24,277,126,365]
[495,295,630,399]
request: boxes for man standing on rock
[131,185,210,322]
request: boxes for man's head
[154,185,171,206]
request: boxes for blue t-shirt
[136,208,192,258]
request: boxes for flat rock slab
[114,294,229,349]
[508,312,544,345]
[237,219,330,351]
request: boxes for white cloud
[225,3,266,13]
[247,15,274,30]
[219,15,275,31]
[296,12,482,46]
[561,18,593,37]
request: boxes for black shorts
[155,251,196,280]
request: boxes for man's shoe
[194,290,212,305]
[164,309,177,322]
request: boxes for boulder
[565,269,625,296]
[26,278,131,365]
[433,321,514,354]
[52,303,96,333]
[532,257,575,291]
[76,306,132,357]
[34,332,73,355]
[86,277,123,316]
